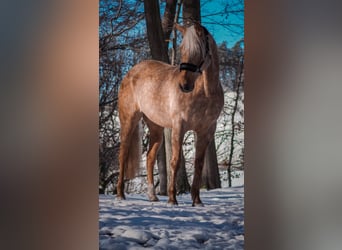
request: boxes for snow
[99,186,244,249]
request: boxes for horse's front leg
[168,127,184,205]
[192,127,216,206]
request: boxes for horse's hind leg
[116,99,141,200]
[117,117,139,199]
[117,130,128,200]
[144,117,163,201]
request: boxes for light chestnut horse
[117,23,224,206]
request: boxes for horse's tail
[125,120,142,180]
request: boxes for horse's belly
[139,102,173,128]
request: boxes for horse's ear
[175,23,186,36]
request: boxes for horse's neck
[201,54,221,97]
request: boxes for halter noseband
[179,26,210,74]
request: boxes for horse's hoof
[192,202,204,207]
[149,196,159,202]
[167,200,178,206]
[116,195,126,200]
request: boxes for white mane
[180,25,207,60]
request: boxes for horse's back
[126,60,174,79]
[119,60,177,128]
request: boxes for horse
[116,23,224,206]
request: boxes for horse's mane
[180,25,207,59]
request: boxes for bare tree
[143,0,170,196]
[144,1,169,62]
[182,0,221,189]
[99,0,146,193]
[155,0,179,196]
[227,41,244,187]
[144,0,191,195]
[182,0,201,26]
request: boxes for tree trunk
[169,0,190,194]
[144,0,169,195]
[164,128,190,194]
[143,0,169,62]
[159,1,176,196]
[202,139,221,189]
[182,0,201,26]
[177,149,190,193]
[183,0,221,189]
[144,0,190,194]
[162,0,177,49]
[156,138,167,195]
[164,128,172,190]
[227,55,244,187]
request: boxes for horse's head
[175,23,211,93]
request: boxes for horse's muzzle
[179,83,194,93]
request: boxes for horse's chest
[184,97,222,123]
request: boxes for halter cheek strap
[179,26,209,74]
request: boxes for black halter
[179,26,210,74]
[179,62,204,73]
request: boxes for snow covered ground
[99,186,244,249]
